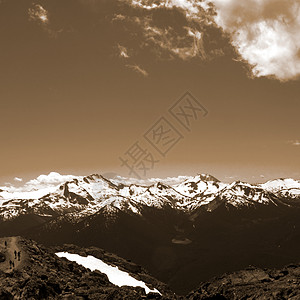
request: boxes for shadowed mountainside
[0,237,299,299]
[0,237,178,299]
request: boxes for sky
[0,0,299,184]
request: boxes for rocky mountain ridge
[0,173,299,222]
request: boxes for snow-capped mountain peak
[261,178,300,194]
[0,172,299,221]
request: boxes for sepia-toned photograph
[0,0,299,299]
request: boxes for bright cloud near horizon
[14,177,23,182]
[289,140,300,146]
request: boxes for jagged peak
[196,173,220,182]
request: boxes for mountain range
[1,172,299,221]
[0,172,300,294]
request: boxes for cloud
[288,140,300,146]
[128,0,300,81]
[130,0,211,17]
[28,4,49,24]
[207,0,300,81]
[126,64,149,76]
[28,3,63,38]
[225,176,237,179]
[125,0,225,62]
[144,24,206,60]
[0,172,77,200]
[111,174,198,185]
[14,177,23,182]
[112,14,126,22]
[118,44,130,58]
[25,172,76,187]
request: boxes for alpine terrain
[0,172,299,295]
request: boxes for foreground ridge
[0,237,299,299]
[187,263,300,299]
[0,236,177,299]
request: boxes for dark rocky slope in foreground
[19,204,300,295]
[0,237,300,299]
[0,237,178,299]
[187,263,300,300]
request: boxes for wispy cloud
[124,1,221,62]
[130,0,210,17]
[118,44,130,58]
[144,25,206,60]
[14,177,23,182]
[28,4,49,24]
[126,64,149,77]
[28,3,62,38]
[288,140,300,146]
[112,14,126,22]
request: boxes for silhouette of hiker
[14,250,17,259]
[18,251,21,261]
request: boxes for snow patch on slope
[56,252,161,295]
